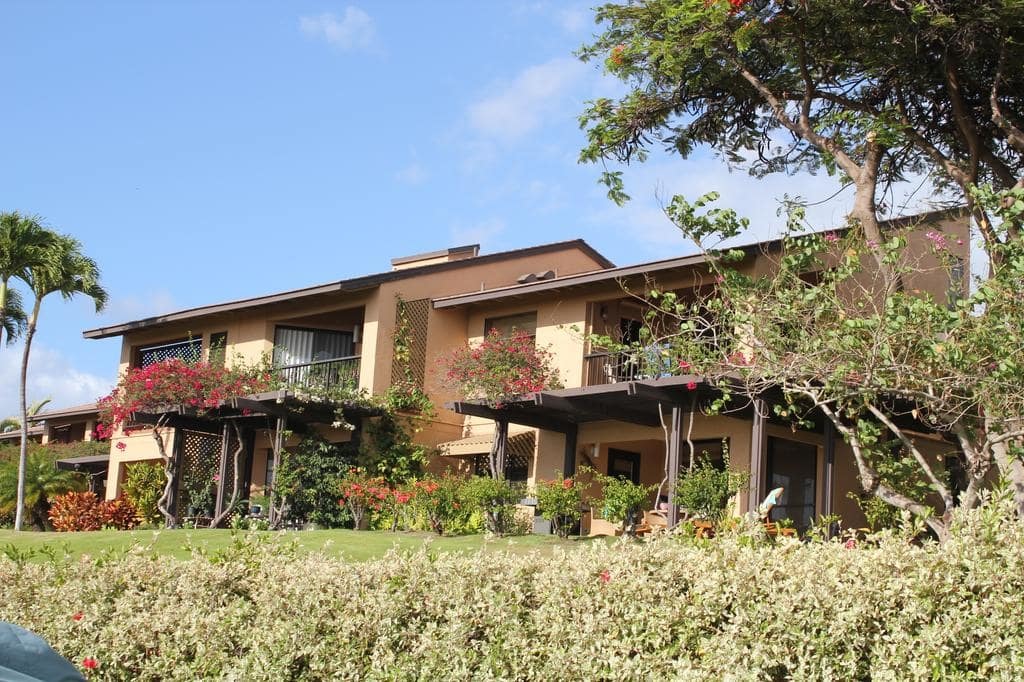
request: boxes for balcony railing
[584,347,675,387]
[275,356,361,392]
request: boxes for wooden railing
[275,356,361,392]
[583,351,642,386]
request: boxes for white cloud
[0,345,112,419]
[395,162,427,186]
[467,57,588,141]
[299,8,375,51]
[450,218,507,247]
[557,7,588,33]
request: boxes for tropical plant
[273,435,356,528]
[0,451,86,530]
[14,233,107,531]
[459,475,525,536]
[121,462,165,526]
[0,212,54,348]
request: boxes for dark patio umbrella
[0,622,85,682]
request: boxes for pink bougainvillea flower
[844,538,857,549]
[71,611,84,621]
[82,656,99,670]
[686,381,698,391]
[115,441,127,451]
[678,360,691,370]
[823,232,839,243]
[599,570,611,584]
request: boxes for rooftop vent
[516,269,556,284]
[391,244,480,271]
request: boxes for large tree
[578,0,1024,529]
[14,234,107,531]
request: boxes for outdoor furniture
[643,510,668,533]
[763,522,797,538]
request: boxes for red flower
[678,360,691,370]
[844,538,857,550]
[115,441,127,451]
[599,570,611,584]
[562,478,573,489]
[71,611,83,622]
[82,656,99,670]
[686,381,697,391]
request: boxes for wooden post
[214,423,230,519]
[667,405,683,527]
[563,425,578,478]
[823,418,836,532]
[749,398,767,514]
[267,416,286,527]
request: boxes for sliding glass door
[765,437,817,529]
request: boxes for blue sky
[0,1,885,417]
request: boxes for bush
[535,473,583,538]
[122,462,165,526]
[3,492,1024,680]
[410,475,472,535]
[459,476,525,536]
[48,492,140,531]
[585,467,657,536]
[673,450,748,522]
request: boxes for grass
[0,528,609,563]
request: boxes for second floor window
[273,326,354,367]
[484,311,537,340]
[137,338,202,368]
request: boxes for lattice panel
[472,432,535,482]
[140,338,202,367]
[392,298,430,388]
[177,430,221,516]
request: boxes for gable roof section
[83,239,613,340]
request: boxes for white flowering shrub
[2,493,1023,680]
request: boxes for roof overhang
[55,454,109,472]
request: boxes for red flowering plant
[441,329,562,407]
[337,468,391,530]
[410,475,469,536]
[534,472,585,538]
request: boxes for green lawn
[0,528,608,563]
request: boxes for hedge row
[2,495,1023,680]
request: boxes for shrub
[410,475,471,535]
[586,467,657,536]
[459,476,525,536]
[337,469,390,530]
[535,473,583,538]
[122,462,165,526]
[673,448,748,522]
[3,492,1024,680]
[48,492,140,531]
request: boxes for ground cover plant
[1,491,1021,680]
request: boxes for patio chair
[587,507,622,537]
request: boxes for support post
[823,418,836,531]
[749,398,767,514]
[667,405,683,527]
[563,425,578,478]
[268,416,286,527]
[214,423,230,518]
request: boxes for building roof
[28,402,99,423]
[0,426,44,442]
[433,206,970,310]
[82,239,613,340]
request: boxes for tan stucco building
[84,210,970,530]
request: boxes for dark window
[484,311,537,339]
[608,449,641,484]
[208,331,228,367]
[765,437,817,529]
[679,438,728,472]
[264,450,275,489]
[137,338,202,368]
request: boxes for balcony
[583,351,641,387]
[275,355,361,392]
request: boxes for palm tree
[0,451,86,530]
[14,234,107,531]
[0,212,54,348]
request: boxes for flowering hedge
[4,494,1023,679]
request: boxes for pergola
[132,389,384,527]
[450,375,839,527]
